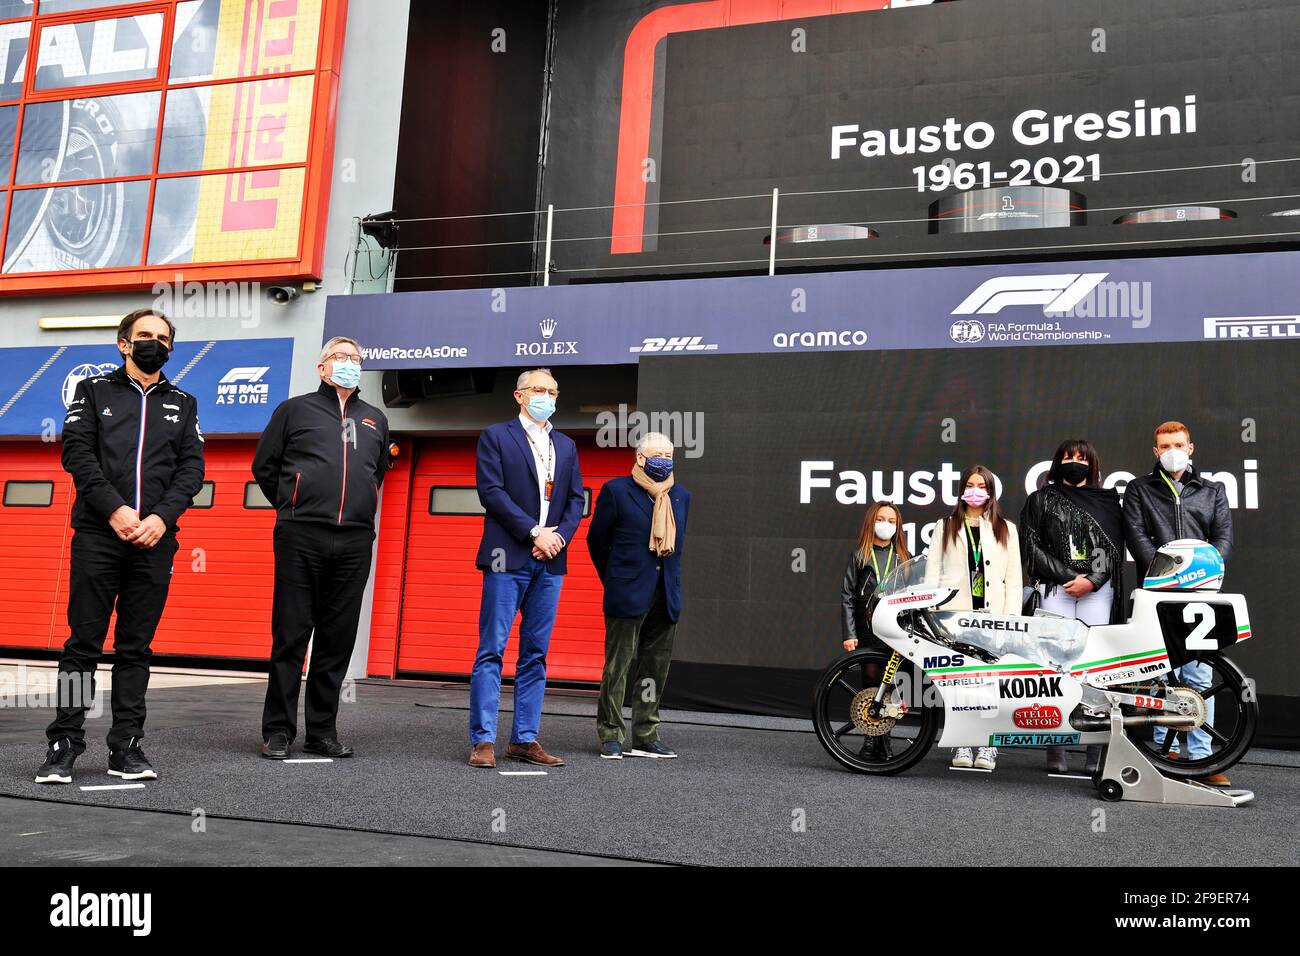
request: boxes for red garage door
[396,437,627,682]
[0,443,74,651]
[0,439,275,660]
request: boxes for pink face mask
[961,487,990,507]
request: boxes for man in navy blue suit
[586,431,690,759]
[468,368,585,768]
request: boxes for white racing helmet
[1142,539,1224,591]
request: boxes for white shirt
[518,412,554,529]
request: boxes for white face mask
[1160,449,1190,474]
[873,520,897,540]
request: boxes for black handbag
[1021,582,1042,617]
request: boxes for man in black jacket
[1123,420,1234,785]
[251,336,391,759]
[37,309,205,785]
[1123,422,1233,575]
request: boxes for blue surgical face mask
[527,394,556,422]
[643,455,674,482]
[330,359,361,390]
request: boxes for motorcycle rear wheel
[1130,653,1257,779]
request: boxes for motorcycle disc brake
[851,686,904,737]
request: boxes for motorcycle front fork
[867,650,904,719]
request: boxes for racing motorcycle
[812,540,1257,794]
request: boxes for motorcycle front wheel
[1131,653,1258,779]
[812,649,941,775]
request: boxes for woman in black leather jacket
[840,501,910,760]
[1021,439,1127,775]
[841,501,910,652]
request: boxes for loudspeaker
[381,369,424,408]
[380,368,497,407]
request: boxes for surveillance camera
[267,285,301,304]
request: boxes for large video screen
[637,342,1296,733]
[541,0,1300,279]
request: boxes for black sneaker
[261,732,291,759]
[599,740,623,759]
[107,738,157,781]
[627,741,677,759]
[35,738,77,785]
[303,738,353,758]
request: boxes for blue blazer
[475,418,584,573]
[585,475,690,621]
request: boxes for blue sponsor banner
[323,249,1300,369]
[0,338,294,437]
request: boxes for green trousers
[596,584,677,744]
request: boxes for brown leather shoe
[468,742,496,768]
[1199,772,1231,787]
[506,741,564,767]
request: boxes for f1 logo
[218,366,270,385]
[952,274,1108,315]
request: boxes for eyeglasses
[324,352,362,366]
[521,385,559,398]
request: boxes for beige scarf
[631,465,676,556]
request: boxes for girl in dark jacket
[841,501,910,653]
[1020,439,1126,775]
[840,501,910,760]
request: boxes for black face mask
[128,339,170,374]
[1059,461,1091,485]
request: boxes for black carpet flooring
[1,682,1295,866]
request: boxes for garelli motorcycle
[813,543,1258,796]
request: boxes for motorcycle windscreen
[932,611,1089,671]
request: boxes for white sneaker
[974,746,998,770]
[951,747,973,768]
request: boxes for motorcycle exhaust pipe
[1071,714,1198,732]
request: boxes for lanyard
[523,427,554,480]
[870,544,894,582]
[1157,469,1182,499]
[965,520,982,563]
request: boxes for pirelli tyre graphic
[1115,205,1238,225]
[928,185,1086,234]
[4,97,149,273]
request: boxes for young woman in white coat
[925,464,1022,771]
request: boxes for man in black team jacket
[37,309,205,785]
[252,336,392,759]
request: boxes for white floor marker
[498,770,548,776]
[948,766,994,773]
[80,783,146,791]
[284,758,333,763]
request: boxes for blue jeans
[469,559,564,745]
[1152,660,1216,760]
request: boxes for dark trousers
[47,528,180,754]
[596,583,677,745]
[262,521,374,743]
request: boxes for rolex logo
[518,318,578,357]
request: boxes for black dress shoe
[304,738,353,758]
[261,733,290,759]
